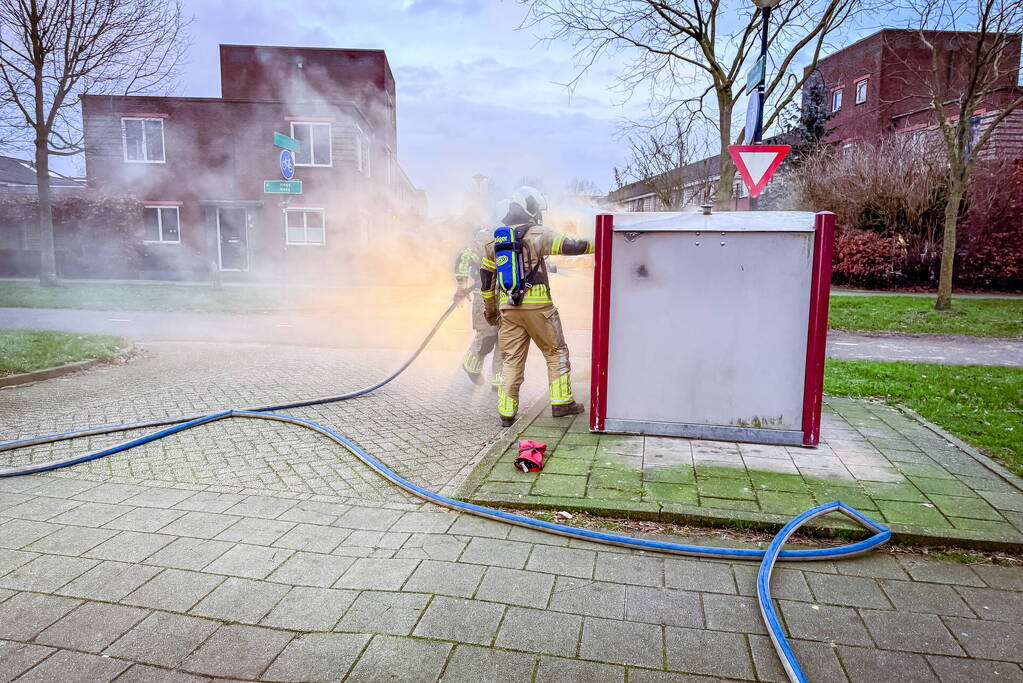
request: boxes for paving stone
[625,586,703,628]
[272,523,350,553]
[335,505,403,531]
[972,563,1023,591]
[83,531,174,563]
[525,544,595,579]
[549,577,626,619]
[277,500,351,525]
[536,656,625,682]
[48,501,132,526]
[202,543,293,579]
[664,558,736,594]
[402,559,485,598]
[832,554,909,580]
[0,554,98,592]
[441,643,539,682]
[222,495,297,519]
[180,624,293,679]
[778,600,872,646]
[108,664,211,683]
[102,507,187,533]
[475,566,555,608]
[104,611,220,668]
[24,478,97,499]
[0,641,56,682]
[733,565,813,602]
[24,525,118,556]
[57,560,162,601]
[594,552,664,587]
[955,586,1023,623]
[943,616,1023,662]
[459,537,532,569]
[266,550,355,587]
[345,635,451,683]
[122,568,224,611]
[172,491,245,513]
[880,580,975,617]
[143,537,233,570]
[877,500,951,527]
[14,649,130,683]
[898,557,986,586]
[926,654,1023,682]
[36,601,149,653]
[260,585,358,631]
[261,632,370,682]
[190,576,289,623]
[664,626,755,680]
[334,557,420,590]
[3,496,82,521]
[334,591,430,635]
[579,616,663,668]
[158,511,241,539]
[0,519,58,548]
[448,514,512,539]
[703,593,768,634]
[214,516,296,544]
[74,483,147,504]
[413,596,505,644]
[0,591,81,640]
[344,529,410,550]
[859,610,965,656]
[835,646,938,682]
[749,635,848,683]
[804,572,892,609]
[494,605,582,657]
[0,547,37,575]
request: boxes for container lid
[608,210,816,233]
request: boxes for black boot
[500,415,515,427]
[552,401,585,418]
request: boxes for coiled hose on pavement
[0,301,890,683]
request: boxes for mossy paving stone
[695,464,749,481]
[697,479,755,501]
[876,500,951,527]
[894,462,957,479]
[808,486,879,512]
[862,482,928,502]
[909,477,976,497]
[479,481,532,496]
[748,470,809,493]
[643,465,696,485]
[542,457,592,476]
[590,467,643,492]
[589,487,643,502]
[531,474,587,498]
[699,497,760,512]
[560,433,600,446]
[643,482,698,504]
[757,491,817,515]
[948,517,1020,534]
[926,495,1004,521]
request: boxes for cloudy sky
[175,0,644,210]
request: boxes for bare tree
[899,0,1023,310]
[623,117,713,209]
[525,0,866,209]
[0,0,189,284]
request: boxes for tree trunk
[34,137,58,286]
[715,97,736,210]
[935,178,964,311]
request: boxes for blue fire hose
[0,302,890,683]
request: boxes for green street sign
[273,132,301,153]
[264,180,302,194]
[745,55,766,95]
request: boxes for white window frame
[832,89,843,112]
[284,207,326,246]
[355,125,372,177]
[855,79,868,104]
[142,205,180,244]
[121,117,166,164]
[290,121,333,167]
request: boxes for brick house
[79,44,426,282]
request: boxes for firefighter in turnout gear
[480,187,593,427]
[454,227,503,388]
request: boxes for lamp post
[751,0,780,144]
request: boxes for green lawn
[0,281,289,313]
[829,296,1023,337]
[825,359,1023,477]
[0,330,127,376]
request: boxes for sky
[174,0,644,211]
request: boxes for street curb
[0,345,136,389]
[894,403,1023,494]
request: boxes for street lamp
[751,0,780,144]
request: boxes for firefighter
[480,187,592,427]
[454,227,503,388]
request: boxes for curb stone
[0,344,136,389]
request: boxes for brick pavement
[1,342,1022,681]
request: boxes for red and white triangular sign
[728,144,790,198]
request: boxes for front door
[217,208,248,271]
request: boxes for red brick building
[80,45,425,282]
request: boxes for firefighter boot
[500,415,515,428]
[552,401,585,418]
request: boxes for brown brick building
[78,44,425,282]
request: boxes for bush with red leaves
[832,229,907,288]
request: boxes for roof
[0,155,83,187]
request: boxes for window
[291,122,332,166]
[122,118,165,163]
[285,208,325,245]
[355,127,371,176]
[143,206,180,243]
[831,88,843,112]
[855,79,868,104]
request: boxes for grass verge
[825,359,1023,477]
[0,281,288,313]
[0,330,127,376]
[829,295,1023,337]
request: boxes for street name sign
[745,55,766,95]
[264,180,302,194]
[273,132,301,154]
[727,144,790,198]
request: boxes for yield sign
[728,144,790,198]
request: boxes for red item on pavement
[515,440,547,472]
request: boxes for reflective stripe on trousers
[549,372,573,404]
[498,389,518,417]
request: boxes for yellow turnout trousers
[497,304,573,418]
